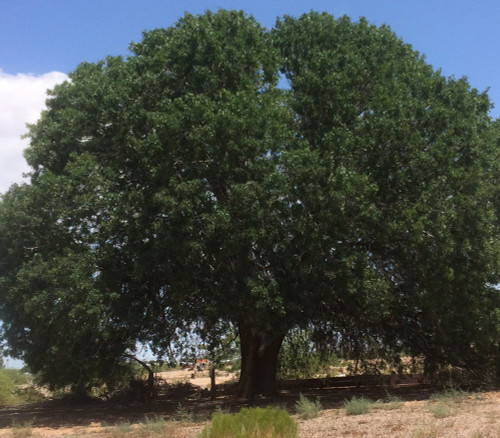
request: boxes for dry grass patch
[372,393,403,411]
[411,422,442,438]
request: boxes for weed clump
[295,393,322,419]
[344,396,372,415]
[373,392,403,410]
[10,419,35,438]
[426,386,467,418]
[200,406,298,438]
[174,402,194,423]
[137,414,171,435]
[429,387,468,403]
[427,402,456,418]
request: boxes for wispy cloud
[0,69,67,194]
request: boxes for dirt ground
[154,367,238,389]
[0,370,498,437]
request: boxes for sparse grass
[372,392,403,410]
[344,396,372,415]
[427,401,456,418]
[295,393,322,419]
[429,387,468,403]
[425,386,468,419]
[1,369,498,438]
[10,420,35,438]
[104,417,183,437]
[137,414,171,435]
[212,404,230,417]
[485,409,497,423]
[199,406,298,438]
[411,423,441,438]
[106,421,132,436]
[116,426,132,436]
[174,402,195,423]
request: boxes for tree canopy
[1,10,499,397]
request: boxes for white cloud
[0,69,68,194]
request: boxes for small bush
[295,393,322,419]
[200,406,298,438]
[344,396,372,415]
[0,371,16,405]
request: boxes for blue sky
[0,0,499,368]
[1,0,500,194]
[2,0,499,92]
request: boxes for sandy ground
[0,371,498,437]
[154,368,238,389]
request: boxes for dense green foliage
[0,370,16,405]
[200,407,298,438]
[0,10,499,396]
[0,369,33,406]
[278,328,341,380]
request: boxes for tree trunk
[209,363,216,400]
[238,320,285,398]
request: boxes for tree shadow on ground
[0,374,466,430]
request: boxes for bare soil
[0,370,498,437]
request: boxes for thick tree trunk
[238,320,285,398]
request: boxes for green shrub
[344,396,372,415]
[0,370,16,405]
[278,329,341,379]
[1,369,30,385]
[295,393,322,419]
[200,407,298,438]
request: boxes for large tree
[0,11,499,397]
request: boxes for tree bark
[209,363,216,400]
[238,320,285,398]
